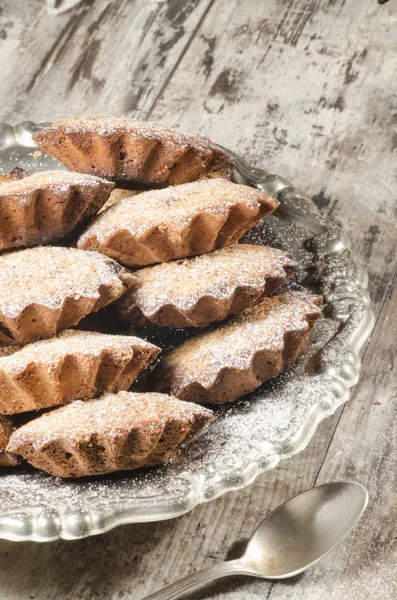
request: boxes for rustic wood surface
[0,1,396,598]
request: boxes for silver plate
[0,121,374,542]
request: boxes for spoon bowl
[242,481,368,578]
[142,481,368,600]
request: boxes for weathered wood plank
[0,0,213,122]
[149,0,397,312]
[0,1,395,599]
[269,270,397,600]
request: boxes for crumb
[8,166,28,179]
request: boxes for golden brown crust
[0,415,21,467]
[7,391,213,478]
[0,171,114,250]
[77,179,279,267]
[152,292,322,405]
[117,244,296,328]
[32,116,233,187]
[0,246,136,344]
[0,330,161,415]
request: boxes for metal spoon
[141,481,368,600]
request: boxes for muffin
[117,244,296,328]
[0,246,135,344]
[7,391,213,477]
[0,330,160,414]
[77,179,279,267]
[0,171,114,250]
[153,292,322,404]
[33,116,233,187]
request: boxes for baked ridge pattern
[152,292,322,405]
[33,116,234,187]
[7,391,213,478]
[0,170,114,250]
[77,178,279,267]
[0,246,136,345]
[0,330,161,415]
[117,244,296,328]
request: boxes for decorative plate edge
[0,124,375,541]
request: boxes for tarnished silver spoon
[141,481,368,600]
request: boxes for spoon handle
[141,559,248,600]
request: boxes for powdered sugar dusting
[157,292,321,391]
[7,391,212,478]
[0,170,113,195]
[41,116,228,155]
[120,244,295,316]
[9,391,211,450]
[79,178,277,241]
[0,246,129,318]
[0,329,157,373]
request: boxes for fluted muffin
[0,246,136,344]
[77,179,279,267]
[33,116,233,187]
[153,292,322,404]
[117,244,296,328]
[0,171,114,250]
[0,330,160,414]
[7,391,213,478]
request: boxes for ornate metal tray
[0,121,374,542]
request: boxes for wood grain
[269,270,397,598]
[0,0,396,599]
[149,0,397,310]
[0,0,213,122]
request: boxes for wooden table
[0,1,396,598]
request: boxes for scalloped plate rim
[0,120,374,542]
